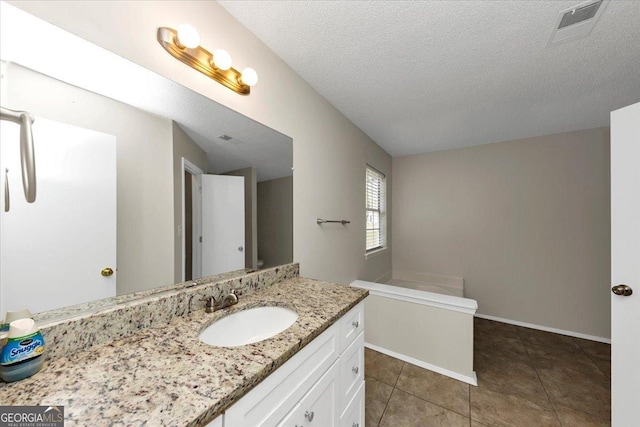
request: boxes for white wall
[10,0,393,285]
[392,128,611,338]
[5,62,175,296]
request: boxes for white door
[0,117,117,316]
[611,102,640,425]
[201,174,244,276]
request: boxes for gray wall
[392,128,611,338]
[5,62,175,296]
[225,167,258,270]
[10,1,394,286]
[172,122,207,282]
[257,176,293,269]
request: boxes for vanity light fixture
[157,25,258,95]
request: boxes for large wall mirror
[0,3,293,322]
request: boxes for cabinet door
[225,323,339,427]
[339,302,364,352]
[339,332,364,416]
[340,381,364,427]
[279,362,339,427]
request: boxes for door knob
[238,246,244,252]
[101,267,114,277]
[612,284,632,296]
[305,411,314,422]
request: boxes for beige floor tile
[470,421,489,427]
[537,366,610,419]
[474,336,529,361]
[553,403,611,427]
[526,344,604,376]
[516,327,583,353]
[379,389,470,427]
[573,338,611,361]
[365,348,404,386]
[592,357,611,378]
[395,363,470,416]
[474,351,548,400]
[474,318,520,341]
[470,385,560,427]
[365,377,394,427]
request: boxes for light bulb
[212,49,232,71]
[176,24,200,49]
[240,67,258,86]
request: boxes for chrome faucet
[204,289,239,313]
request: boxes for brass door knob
[612,284,633,296]
[101,267,114,277]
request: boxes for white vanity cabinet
[218,301,365,427]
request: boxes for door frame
[181,157,203,282]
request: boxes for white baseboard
[474,313,611,344]
[365,342,478,386]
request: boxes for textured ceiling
[221,0,640,157]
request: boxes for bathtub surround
[392,127,611,340]
[387,273,464,297]
[0,270,367,426]
[352,280,477,385]
[8,0,394,286]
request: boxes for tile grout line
[522,342,566,427]
[392,362,472,420]
[484,321,564,426]
[392,383,472,420]
[573,337,611,379]
[377,362,406,426]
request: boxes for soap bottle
[0,317,45,382]
[0,309,33,353]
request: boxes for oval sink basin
[199,306,298,347]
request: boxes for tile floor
[364,317,611,426]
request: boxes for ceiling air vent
[218,134,244,144]
[547,0,609,47]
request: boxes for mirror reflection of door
[184,170,193,281]
[201,175,245,277]
[0,118,117,314]
[182,164,246,280]
[182,159,204,282]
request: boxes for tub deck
[351,279,478,385]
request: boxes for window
[366,165,386,252]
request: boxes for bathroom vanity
[220,301,365,427]
[0,265,367,426]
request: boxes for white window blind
[366,165,386,252]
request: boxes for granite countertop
[0,278,368,426]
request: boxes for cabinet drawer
[339,331,364,415]
[278,361,339,427]
[225,322,339,427]
[339,302,364,353]
[340,380,364,427]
